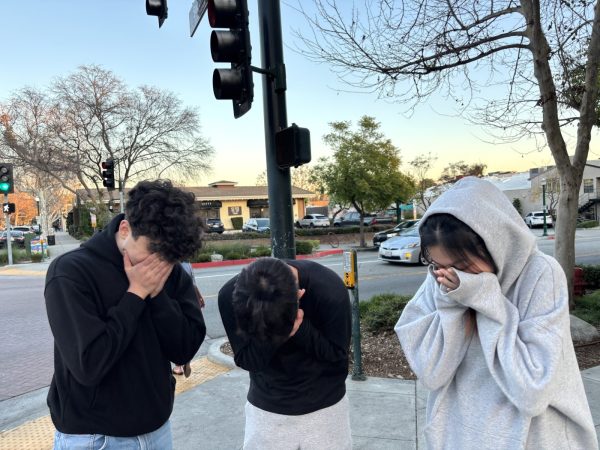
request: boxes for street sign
[189,0,208,37]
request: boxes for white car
[524,211,553,228]
[242,218,270,233]
[298,214,330,228]
[378,227,427,265]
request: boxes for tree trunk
[555,172,580,309]
[358,214,366,247]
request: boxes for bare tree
[1,65,214,206]
[52,65,213,200]
[298,0,600,305]
[409,153,438,211]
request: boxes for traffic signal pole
[4,193,13,265]
[257,0,295,259]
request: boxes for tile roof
[77,185,315,201]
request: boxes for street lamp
[541,179,548,237]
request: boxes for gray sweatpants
[243,396,352,450]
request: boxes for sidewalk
[0,231,81,277]
[2,338,600,449]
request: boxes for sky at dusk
[1,1,593,186]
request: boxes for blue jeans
[53,420,172,450]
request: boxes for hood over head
[420,177,536,293]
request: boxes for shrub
[224,252,244,260]
[253,246,272,257]
[296,240,314,255]
[580,265,600,290]
[231,217,243,230]
[31,253,44,263]
[572,291,600,326]
[360,293,411,332]
[0,249,32,264]
[577,220,599,228]
[195,253,212,263]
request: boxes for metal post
[542,183,548,237]
[4,193,13,265]
[257,0,295,259]
[395,200,401,224]
[350,250,366,381]
[119,181,125,214]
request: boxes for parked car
[524,211,553,228]
[298,214,330,228]
[205,218,225,234]
[0,230,26,248]
[12,226,36,234]
[372,219,420,247]
[242,218,270,233]
[333,212,376,227]
[378,226,426,265]
[369,210,398,226]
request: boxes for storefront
[197,200,222,220]
[88,180,314,231]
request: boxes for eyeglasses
[423,247,474,273]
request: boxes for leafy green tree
[313,116,415,246]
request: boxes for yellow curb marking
[0,269,46,277]
[0,357,230,450]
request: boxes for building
[529,161,600,220]
[78,181,316,230]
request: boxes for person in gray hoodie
[395,177,597,450]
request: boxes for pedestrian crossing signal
[3,202,15,214]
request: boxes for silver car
[298,214,330,228]
[378,226,427,265]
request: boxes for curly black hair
[125,180,203,263]
[232,258,299,346]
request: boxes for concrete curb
[191,248,343,269]
[207,337,236,369]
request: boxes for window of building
[584,179,594,193]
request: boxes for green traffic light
[0,182,9,192]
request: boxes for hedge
[203,224,391,241]
[191,240,320,262]
[577,220,599,229]
[359,293,411,332]
[580,265,600,290]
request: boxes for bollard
[343,250,366,381]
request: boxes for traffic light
[275,124,311,169]
[0,163,14,194]
[208,0,253,118]
[146,0,168,27]
[101,159,116,190]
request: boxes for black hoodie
[45,214,206,436]
[218,259,351,415]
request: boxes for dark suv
[205,218,225,234]
[372,219,419,247]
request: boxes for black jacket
[45,214,206,436]
[218,259,351,415]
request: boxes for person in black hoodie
[45,180,206,450]
[218,257,352,449]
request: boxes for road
[2,228,600,400]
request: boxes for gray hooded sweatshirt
[395,177,597,450]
